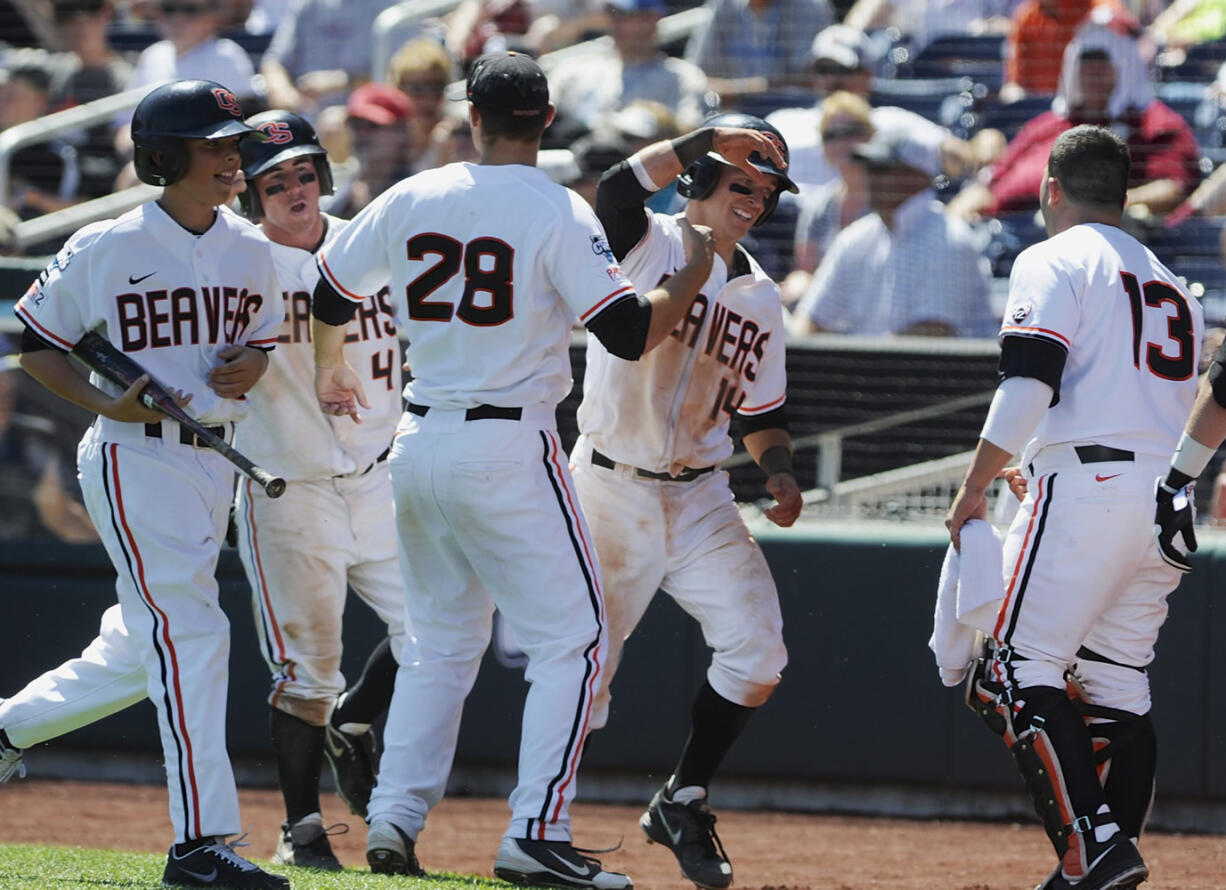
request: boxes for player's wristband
[1170,432,1217,481]
[758,445,794,478]
[670,128,714,168]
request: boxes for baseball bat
[70,331,287,498]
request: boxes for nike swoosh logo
[546,850,592,877]
[1095,473,1121,482]
[129,272,156,285]
[659,811,684,846]
[176,865,219,882]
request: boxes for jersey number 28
[405,233,513,326]
[1121,272,1195,381]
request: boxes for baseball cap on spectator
[466,51,549,119]
[810,25,874,71]
[852,125,940,176]
[347,83,413,125]
[606,0,668,14]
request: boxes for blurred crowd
[6,0,1226,537]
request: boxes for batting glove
[1154,480,1197,573]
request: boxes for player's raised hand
[763,471,802,528]
[315,362,370,423]
[1154,479,1197,572]
[678,219,715,276]
[105,374,192,423]
[207,345,269,398]
[711,126,787,178]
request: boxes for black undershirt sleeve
[998,335,1067,407]
[20,324,63,353]
[312,275,360,326]
[586,294,652,361]
[739,405,789,435]
[595,161,653,261]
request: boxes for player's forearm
[311,317,350,369]
[20,348,114,416]
[743,428,794,475]
[630,128,714,191]
[962,438,1014,494]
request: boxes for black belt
[339,446,390,478]
[591,448,716,483]
[145,421,225,448]
[407,403,523,421]
[1074,445,1135,464]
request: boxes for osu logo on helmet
[212,87,242,117]
[257,121,295,144]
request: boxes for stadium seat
[984,211,1046,279]
[1156,37,1226,83]
[1145,216,1225,267]
[869,76,981,128]
[972,93,1055,143]
[900,33,1006,93]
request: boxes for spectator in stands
[0,349,98,543]
[684,0,834,103]
[260,0,386,116]
[767,25,1005,195]
[843,0,1018,55]
[780,90,874,308]
[562,132,635,207]
[547,0,713,133]
[445,0,535,67]
[1001,0,1132,100]
[1147,0,1226,52]
[331,82,414,215]
[950,16,1202,221]
[113,0,258,160]
[791,125,995,337]
[387,36,459,173]
[0,63,81,221]
[46,0,131,200]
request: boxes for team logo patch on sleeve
[1010,302,1033,323]
[590,234,616,264]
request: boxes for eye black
[728,183,753,195]
[264,184,286,196]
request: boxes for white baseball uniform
[993,222,1202,714]
[571,206,789,731]
[13,202,282,842]
[316,161,635,843]
[234,213,406,727]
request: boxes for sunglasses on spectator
[822,123,870,142]
[160,2,210,16]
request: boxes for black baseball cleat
[493,837,633,889]
[1032,834,1148,890]
[323,721,378,818]
[272,813,345,871]
[640,786,733,890]
[366,819,424,876]
[163,836,290,889]
[0,727,25,785]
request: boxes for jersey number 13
[1120,271,1195,381]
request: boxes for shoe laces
[203,830,260,872]
[678,799,729,863]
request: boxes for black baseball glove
[1154,480,1197,572]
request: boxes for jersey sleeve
[549,193,637,325]
[242,245,284,350]
[316,187,395,304]
[13,230,99,350]
[998,244,1076,351]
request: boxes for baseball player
[10,80,290,889]
[307,51,770,889]
[570,112,803,890]
[947,125,1202,890]
[231,108,407,870]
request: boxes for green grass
[0,844,508,890]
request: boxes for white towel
[929,519,1006,686]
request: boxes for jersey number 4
[406,234,513,326]
[1120,272,1195,381]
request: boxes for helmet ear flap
[134,140,189,187]
[315,155,334,197]
[676,157,722,202]
[238,181,262,220]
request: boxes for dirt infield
[1,781,1224,889]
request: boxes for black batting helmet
[676,112,798,226]
[238,110,334,220]
[132,80,261,187]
